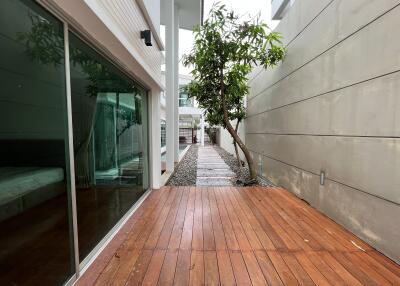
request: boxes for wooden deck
[77,187,400,285]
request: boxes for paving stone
[197,164,230,169]
[196,145,235,186]
[196,178,233,186]
[197,169,235,176]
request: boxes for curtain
[72,82,97,189]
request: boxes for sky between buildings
[161,0,279,76]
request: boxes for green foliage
[183,2,285,127]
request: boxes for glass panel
[161,119,166,148]
[161,119,166,174]
[179,84,193,107]
[0,0,75,285]
[69,33,149,262]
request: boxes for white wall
[246,0,400,263]
[218,120,246,161]
[141,0,160,36]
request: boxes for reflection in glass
[161,119,166,148]
[179,84,193,107]
[69,33,149,261]
[0,0,75,285]
[161,119,166,174]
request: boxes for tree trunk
[233,120,241,167]
[219,67,257,181]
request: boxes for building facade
[246,0,400,263]
[0,0,201,285]
[160,73,204,175]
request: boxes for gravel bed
[214,145,275,187]
[166,145,198,186]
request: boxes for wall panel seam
[245,133,400,139]
[246,68,400,118]
[247,2,400,102]
[249,0,335,84]
[249,148,400,206]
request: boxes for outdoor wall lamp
[320,170,325,185]
[140,30,152,46]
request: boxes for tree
[183,3,285,182]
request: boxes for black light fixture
[140,30,152,46]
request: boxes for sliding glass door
[0,1,151,284]
[0,0,75,285]
[68,33,149,262]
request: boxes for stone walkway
[196,145,235,186]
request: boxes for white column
[200,114,205,146]
[165,0,175,172]
[174,4,180,162]
[149,89,161,189]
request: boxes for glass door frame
[22,5,153,281]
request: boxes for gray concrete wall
[246,0,400,263]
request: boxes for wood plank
[297,220,339,252]
[306,252,346,285]
[180,187,196,250]
[133,188,178,250]
[343,252,392,285]
[367,250,400,278]
[141,250,167,286]
[237,188,287,250]
[269,251,300,286]
[204,251,220,285]
[216,250,236,285]
[273,188,371,251]
[225,187,263,250]
[207,187,228,250]
[212,188,240,251]
[202,187,216,250]
[330,252,379,286]
[229,251,252,285]
[242,188,300,251]
[83,186,400,286]
[156,188,185,249]
[255,187,320,251]
[174,249,191,285]
[94,190,164,286]
[253,188,311,251]
[157,250,179,286]
[254,250,284,286]
[168,187,190,250]
[109,190,173,286]
[294,252,330,286]
[231,188,276,251]
[281,252,315,286]
[319,252,362,286]
[125,249,153,286]
[217,187,252,251]
[242,251,268,285]
[145,189,183,249]
[192,188,204,250]
[189,250,204,285]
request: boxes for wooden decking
[77,187,400,285]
